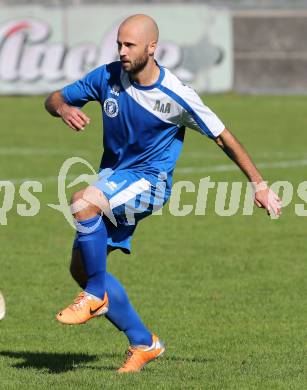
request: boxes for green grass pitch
[0,95,306,389]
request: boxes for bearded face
[126,46,149,74]
[119,44,150,75]
[117,15,158,77]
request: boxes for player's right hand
[254,186,282,219]
[58,104,90,131]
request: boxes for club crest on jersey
[104,98,119,118]
[154,100,171,114]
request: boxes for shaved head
[117,14,159,75]
[119,14,159,44]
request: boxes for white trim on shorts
[109,178,151,210]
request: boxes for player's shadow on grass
[0,351,120,373]
[0,351,213,373]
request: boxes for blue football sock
[77,215,107,299]
[105,272,152,347]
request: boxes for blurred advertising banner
[0,5,233,95]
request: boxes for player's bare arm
[215,128,263,183]
[215,128,282,217]
[44,90,90,131]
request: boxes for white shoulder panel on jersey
[160,69,225,138]
[120,71,182,126]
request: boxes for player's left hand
[254,185,282,218]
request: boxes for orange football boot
[118,334,165,373]
[56,291,108,325]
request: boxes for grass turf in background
[0,95,306,389]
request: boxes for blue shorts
[73,169,169,254]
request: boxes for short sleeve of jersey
[179,85,225,139]
[61,65,106,108]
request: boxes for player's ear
[148,40,157,56]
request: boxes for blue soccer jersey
[63,61,226,253]
[62,61,225,189]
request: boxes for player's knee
[71,189,85,204]
[71,186,109,220]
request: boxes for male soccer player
[45,14,281,372]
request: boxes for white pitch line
[184,151,307,159]
[0,148,88,155]
[176,158,307,174]
[3,158,307,184]
[0,147,302,159]
[6,175,76,185]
